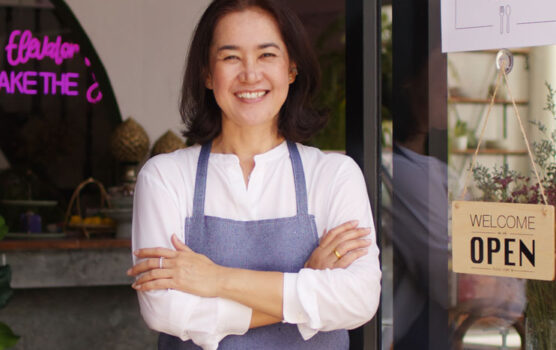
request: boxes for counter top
[0,238,131,251]
[1,238,133,288]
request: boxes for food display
[63,178,117,238]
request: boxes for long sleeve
[132,160,252,349]
[282,155,381,339]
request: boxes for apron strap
[287,141,309,216]
[192,142,212,218]
[191,140,310,217]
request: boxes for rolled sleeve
[216,298,252,335]
[283,251,381,339]
[283,273,316,340]
[282,155,381,338]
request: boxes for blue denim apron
[158,141,348,349]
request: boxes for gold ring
[334,249,342,259]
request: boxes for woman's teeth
[236,91,266,99]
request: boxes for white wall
[529,46,556,136]
[64,0,211,144]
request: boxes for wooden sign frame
[452,200,555,280]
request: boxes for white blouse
[132,141,381,350]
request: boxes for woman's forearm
[250,310,282,329]
[217,267,284,320]
[130,236,285,320]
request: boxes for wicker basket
[63,178,116,238]
[151,130,185,157]
[110,118,150,163]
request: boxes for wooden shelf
[452,48,530,56]
[451,149,528,156]
[482,48,531,56]
[0,238,131,251]
[448,97,528,105]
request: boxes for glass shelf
[451,149,528,155]
[448,97,528,105]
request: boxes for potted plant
[310,9,393,150]
[453,119,469,150]
[0,215,20,349]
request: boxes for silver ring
[159,256,164,269]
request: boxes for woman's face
[206,7,295,131]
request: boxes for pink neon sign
[1,29,102,104]
[84,57,102,104]
[0,71,78,96]
[5,30,80,66]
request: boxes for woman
[128,0,381,349]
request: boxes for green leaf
[0,266,12,309]
[0,226,6,241]
[0,216,7,241]
[0,322,19,349]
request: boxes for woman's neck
[212,124,284,160]
[212,123,284,187]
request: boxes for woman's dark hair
[180,0,324,145]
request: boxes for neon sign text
[5,30,80,66]
[84,57,102,103]
[0,71,79,96]
[1,29,101,103]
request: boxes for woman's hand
[304,220,371,269]
[128,234,224,297]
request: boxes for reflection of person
[127,1,381,349]
[388,144,451,350]
[385,38,452,349]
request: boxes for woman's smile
[235,90,269,102]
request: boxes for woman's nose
[239,60,261,83]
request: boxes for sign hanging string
[459,58,548,205]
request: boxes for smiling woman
[180,0,324,146]
[129,1,381,349]
[206,8,294,159]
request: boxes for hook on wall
[496,49,514,74]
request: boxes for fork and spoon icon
[499,5,512,34]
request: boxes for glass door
[380,0,555,349]
[380,0,452,349]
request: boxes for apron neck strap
[192,142,212,218]
[286,141,309,216]
[192,140,310,218]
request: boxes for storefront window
[447,44,556,350]
[0,0,121,232]
[382,0,555,349]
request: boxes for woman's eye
[261,52,277,58]
[223,55,239,61]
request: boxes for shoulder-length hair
[180,0,325,145]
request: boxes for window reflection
[383,2,555,350]
[382,1,452,349]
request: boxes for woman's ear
[205,73,213,90]
[289,65,298,84]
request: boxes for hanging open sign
[452,201,555,280]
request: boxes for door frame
[345,0,382,349]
